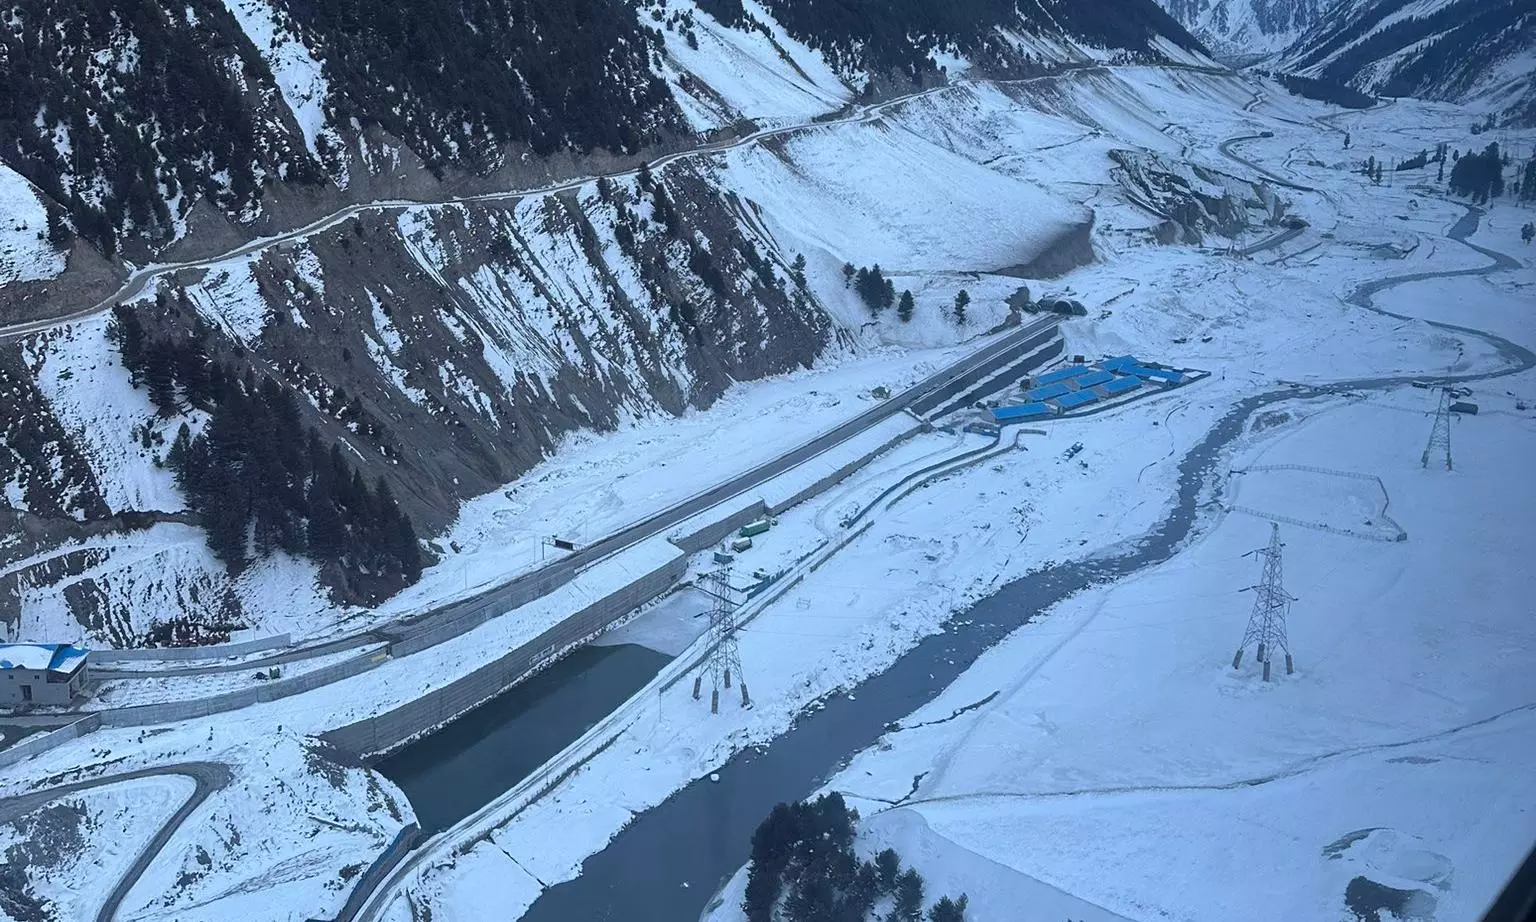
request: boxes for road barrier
[91,633,293,664]
[94,651,389,729]
[0,714,102,771]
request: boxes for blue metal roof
[1034,365,1092,386]
[993,403,1053,422]
[1131,365,1184,383]
[0,643,89,673]
[1096,376,1144,397]
[1073,370,1115,389]
[1100,355,1139,372]
[1024,382,1071,402]
[1052,390,1099,410]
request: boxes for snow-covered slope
[1162,0,1326,59]
[1276,0,1536,122]
[0,166,65,287]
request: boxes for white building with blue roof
[0,643,91,707]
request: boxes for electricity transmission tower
[1421,388,1453,470]
[1231,522,1295,681]
[692,563,750,713]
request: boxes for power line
[1422,386,1453,471]
[693,560,750,713]
[1231,522,1296,681]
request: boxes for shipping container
[739,519,771,538]
[730,537,753,552]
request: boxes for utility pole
[1232,522,1296,681]
[1422,387,1453,470]
[692,562,750,713]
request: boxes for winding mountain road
[0,761,232,922]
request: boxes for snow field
[23,314,185,514]
[216,0,345,181]
[0,164,65,286]
[820,382,1536,922]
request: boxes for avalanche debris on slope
[217,0,347,184]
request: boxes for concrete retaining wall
[386,560,580,658]
[95,650,389,729]
[910,325,1062,415]
[669,499,768,553]
[322,553,688,759]
[765,426,920,516]
[0,714,101,771]
[91,633,292,663]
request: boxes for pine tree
[928,894,969,922]
[109,305,146,387]
[166,423,192,477]
[898,289,915,322]
[144,343,179,417]
[893,868,926,922]
[953,289,969,326]
[306,478,345,562]
[791,253,807,290]
[875,849,900,892]
[842,262,855,288]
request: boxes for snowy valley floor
[386,87,1536,922]
[2,69,1534,922]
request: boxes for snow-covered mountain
[1160,0,1325,60]
[1276,0,1536,123]
[1159,0,1535,123]
[0,0,1215,647]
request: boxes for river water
[377,642,671,834]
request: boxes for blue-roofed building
[1,643,90,707]
[1072,369,1116,390]
[1024,382,1071,402]
[1033,365,1092,387]
[1095,376,1144,398]
[992,403,1055,424]
[1052,390,1099,411]
[1100,355,1139,372]
[1130,365,1185,385]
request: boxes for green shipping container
[739,519,770,538]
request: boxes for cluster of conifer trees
[109,306,421,593]
[1448,143,1507,204]
[744,793,968,922]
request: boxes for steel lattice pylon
[1231,522,1296,681]
[692,564,750,713]
[1421,388,1453,471]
